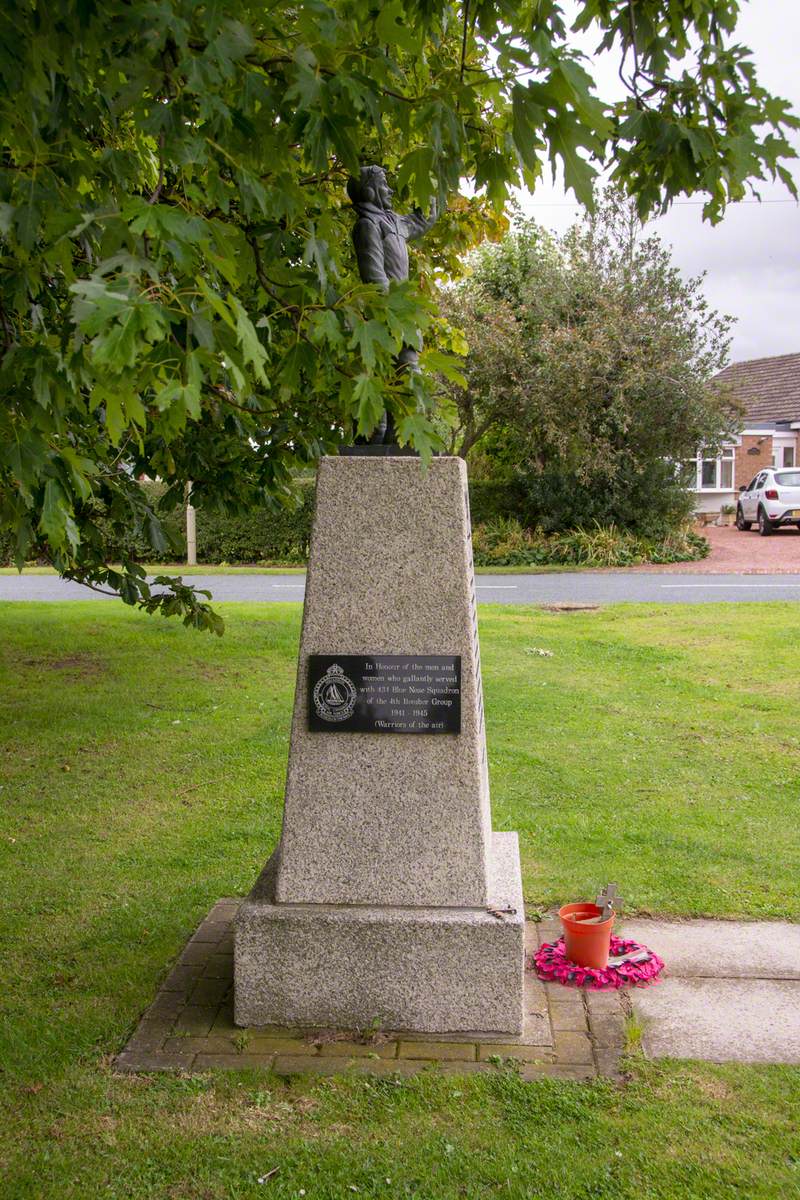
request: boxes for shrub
[471,517,708,568]
[467,480,528,526]
[515,462,697,540]
[195,483,315,564]
[0,525,16,565]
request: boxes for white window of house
[697,446,734,490]
[783,446,795,468]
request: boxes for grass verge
[2,602,799,1198]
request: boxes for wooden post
[185,482,196,566]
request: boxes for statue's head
[347,165,393,211]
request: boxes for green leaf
[39,478,79,552]
[547,118,598,208]
[395,147,437,209]
[61,449,96,502]
[91,308,139,371]
[375,1,422,53]
[15,200,40,251]
[352,374,385,437]
[512,85,545,177]
[103,392,126,445]
[308,308,344,348]
[420,348,467,387]
[229,296,268,382]
[198,280,236,330]
[349,319,396,371]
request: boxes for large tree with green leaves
[440,194,737,535]
[0,1,796,626]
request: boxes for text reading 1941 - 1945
[308,654,461,734]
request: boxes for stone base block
[235,832,524,1035]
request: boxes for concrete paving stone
[477,1044,556,1064]
[163,1036,237,1055]
[160,964,203,992]
[202,954,234,979]
[425,1061,504,1076]
[588,1015,626,1049]
[550,1006,589,1032]
[213,900,241,917]
[593,1049,625,1079]
[521,976,555,1045]
[553,1033,594,1065]
[246,1036,320,1055]
[542,984,585,1008]
[382,1028,506,1045]
[216,932,234,953]
[622,919,800,980]
[173,1006,218,1036]
[115,1050,194,1073]
[398,1040,477,1061]
[520,1063,595,1082]
[634,978,800,1064]
[192,920,232,944]
[209,1005,236,1034]
[369,1014,552,1048]
[523,925,540,952]
[523,972,550,1013]
[186,979,230,1007]
[124,1024,170,1053]
[272,1055,422,1078]
[178,942,212,965]
[135,1012,175,1032]
[521,1014,555,1047]
[323,1041,398,1058]
[145,991,186,1019]
[536,922,561,944]
[194,1053,275,1071]
[585,990,626,1016]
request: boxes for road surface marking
[661,582,800,588]
[271,584,306,588]
[476,585,518,589]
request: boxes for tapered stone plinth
[235,456,524,1034]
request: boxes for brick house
[693,351,800,517]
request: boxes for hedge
[2,478,520,565]
[0,477,707,568]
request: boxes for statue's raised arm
[399,199,438,243]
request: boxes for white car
[736,468,800,535]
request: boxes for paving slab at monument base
[115,902,623,1080]
[624,918,800,1064]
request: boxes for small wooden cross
[595,882,622,921]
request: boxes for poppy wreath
[532,935,664,990]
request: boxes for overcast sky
[516,0,800,365]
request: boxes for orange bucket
[559,902,615,969]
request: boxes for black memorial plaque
[308,654,461,734]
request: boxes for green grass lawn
[2,601,799,1199]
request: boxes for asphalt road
[3,571,800,604]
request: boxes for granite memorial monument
[234,169,525,1034]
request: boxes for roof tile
[713,352,800,424]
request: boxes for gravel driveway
[633,523,800,573]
